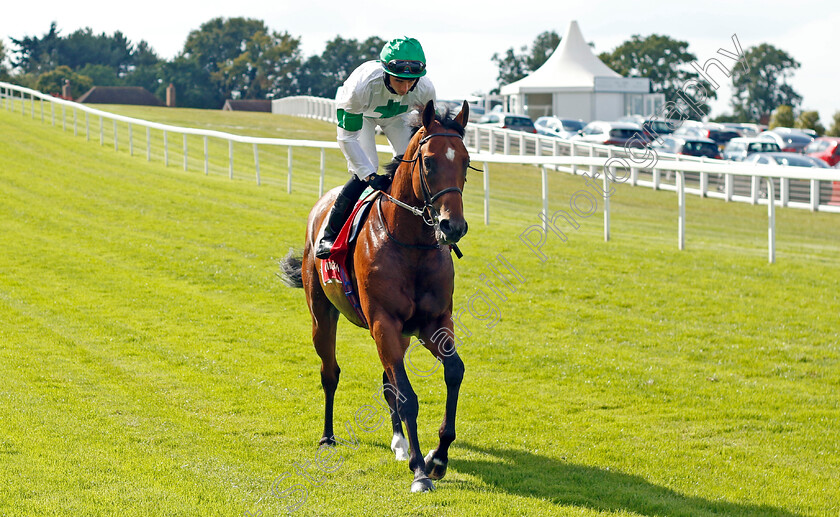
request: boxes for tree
[77,64,120,86]
[769,105,795,129]
[827,111,840,137]
[711,112,742,123]
[34,65,93,98]
[10,22,61,74]
[730,43,801,123]
[157,56,219,109]
[599,34,715,120]
[0,40,9,81]
[123,41,163,94]
[490,46,528,90]
[491,30,560,91]
[295,36,385,98]
[795,111,825,136]
[181,17,302,105]
[525,31,561,72]
[58,28,133,77]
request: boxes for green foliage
[827,111,840,137]
[180,17,302,106]
[157,56,219,109]
[769,105,795,129]
[8,22,164,92]
[9,21,61,74]
[795,110,825,136]
[34,65,93,98]
[710,112,742,123]
[59,27,133,75]
[0,40,9,80]
[77,63,120,86]
[599,34,715,120]
[491,30,560,91]
[731,43,801,122]
[5,19,387,106]
[1,105,840,516]
[296,36,385,98]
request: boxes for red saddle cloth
[319,190,380,326]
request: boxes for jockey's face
[389,76,416,96]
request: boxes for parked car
[436,99,486,123]
[651,136,721,159]
[804,136,840,166]
[571,121,649,148]
[744,152,830,168]
[722,137,781,161]
[672,124,740,150]
[477,112,537,133]
[619,115,680,137]
[758,128,814,153]
[534,116,585,139]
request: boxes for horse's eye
[423,157,434,173]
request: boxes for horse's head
[409,100,471,246]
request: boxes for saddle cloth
[319,189,380,325]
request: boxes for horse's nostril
[439,218,451,233]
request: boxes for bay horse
[281,100,470,492]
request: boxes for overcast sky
[3,0,838,123]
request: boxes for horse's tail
[279,248,303,288]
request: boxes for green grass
[1,103,839,516]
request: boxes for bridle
[379,130,468,257]
[382,131,465,227]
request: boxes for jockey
[315,36,436,259]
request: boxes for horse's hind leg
[313,304,340,448]
[303,256,341,447]
[382,370,409,460]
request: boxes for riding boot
[315,175,368,259]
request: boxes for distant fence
[6,83,840,263]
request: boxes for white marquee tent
[499,20,663,121]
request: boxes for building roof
[500,20,622,94]
[76,86,163,106]
[223,99,272,112]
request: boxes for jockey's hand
[366,173,392,192]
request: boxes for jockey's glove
[366,173,392,191]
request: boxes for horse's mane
[383,107,466,176]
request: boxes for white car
[570,121,649,148]
[534,116,586,139]
[757,128,814,153]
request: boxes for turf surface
[1,103,838,516]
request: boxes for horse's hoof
[318,436,335,448]
[391,433,409,461]
[424,449,448,480]
[410,476,435,493]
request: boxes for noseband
[380,131,466,258]
[385,131,465,226]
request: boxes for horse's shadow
[452,443,801,517]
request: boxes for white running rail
[5,83,839,263]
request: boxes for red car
[805,136,840,167]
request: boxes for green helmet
[380,37,427,78]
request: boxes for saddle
[319,188,381,326]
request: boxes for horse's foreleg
[382,370,409,461]
[420,330,464,481]
[384,362,434,492]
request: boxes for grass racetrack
[1,103,839,516]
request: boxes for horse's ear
[422,100,435,130]
[455,100,469,128]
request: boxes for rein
[380,131,466,258]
